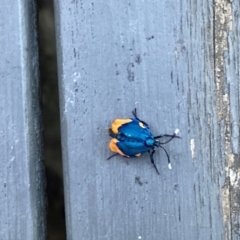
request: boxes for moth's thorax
[145,137,155,147]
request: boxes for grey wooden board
[0,1,45,240]
[223,0,240,239]
[54,0,238,239]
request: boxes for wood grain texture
[0,1,45,239]
[222,0,240,239]
[54,0,238,239]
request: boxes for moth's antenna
[174,128,180,135]
[155,129,181,144]
[159,146,172,169]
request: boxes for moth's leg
[148,149,160,175]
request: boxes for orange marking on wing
[110,119,132,134]
[109,138,128,157]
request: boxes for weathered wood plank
[0,1,45,239]
[54,0,238,239]
[221,0,240,239]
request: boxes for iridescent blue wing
[116,140,151,157]
[118,118,153,141]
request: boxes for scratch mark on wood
[127,63,134,82]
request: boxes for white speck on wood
[190,139,196,159]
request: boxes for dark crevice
[37,0,66,239]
